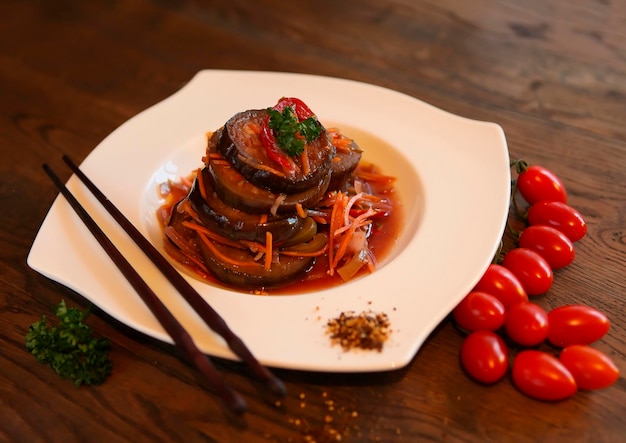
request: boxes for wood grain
[1,1,624,442]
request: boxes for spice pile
[326,310,391,352]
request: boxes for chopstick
[43,158,286,413]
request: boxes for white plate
[28,70,510,372]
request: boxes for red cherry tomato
[547,305,610,347]
[453,291,506,332]
[504,302,549,347]
[473,264,528,309]
[517,165,567,205]
[559,345,620,390]
[460,331,509,384]
[512,350,577,401]
[527,201,587,242]
[501,248,553,296]
[518,225,575,269]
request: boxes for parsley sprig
[267,106,322,156]
[25,300,112,386]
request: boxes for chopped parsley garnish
[267,106,322,156]
[25,300,112,386]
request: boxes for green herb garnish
[25,300,112,386]
[267,106,322,156]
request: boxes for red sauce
[269,188,403,295]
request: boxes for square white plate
[28,70,510,372]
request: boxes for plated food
[28,70,510,371]
[158,97,399,293]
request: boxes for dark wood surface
[2,1,625,442]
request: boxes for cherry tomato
[473,264,528,309]
[501,248,553,296]
[547,305,610,347]
[527,201,587,242]
[453,291,506,332]
[460,331,509,384]
[517,165,567,205]
[559,345,620,390]
[518,225,575,269]
[512,350,577,401]
[504,302,549,347]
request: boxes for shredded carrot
[344,192,364,225]
[182,221,244,249]
[237,153,288,178]
[296,203,306,219]
[354,170,396,184]
[300,144,310,176]
[259,213,268,224]
[328,192,348,275]
[311,215,328,225]
[332,209,376,269]
[196,169,207,201]
[333,218,372,237]
[280,244,328,257]
[264,231,273,271]
[198,232,262,268]
[163,240,210,276]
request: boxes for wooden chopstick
[42,160,279,414]
[60,155,285,398]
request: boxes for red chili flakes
[326,311,391,352]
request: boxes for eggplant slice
[215,109,336,194]
[188,169,309,243]
[329,139,363,191]
[197,236,314,289]
[207,156,331,214]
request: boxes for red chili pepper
[272,97,315,120]
[260,97,316,173]
[260,119,294,173]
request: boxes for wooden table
[2,1,624,442]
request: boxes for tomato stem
[510,158,529,175]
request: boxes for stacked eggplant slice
[163,98,397,291]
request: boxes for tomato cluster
[453,162,619,401]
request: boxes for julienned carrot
[311,215,328,225]
[264,232,272,271]
[164,226,201,258]
[300,144,310,176]
[331,209,376,269]
[259,213,268,224]
[328,192,347,275]
[162,239,212,278]
[196,169,207,201]
[344,192,364,225]
[237,153,288,178]
[333,218,372,237]
[354,170,396,184]
[280,248,328,257]
[296,203,306,219]
[198,232,263,269]
[182,221,244,249]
